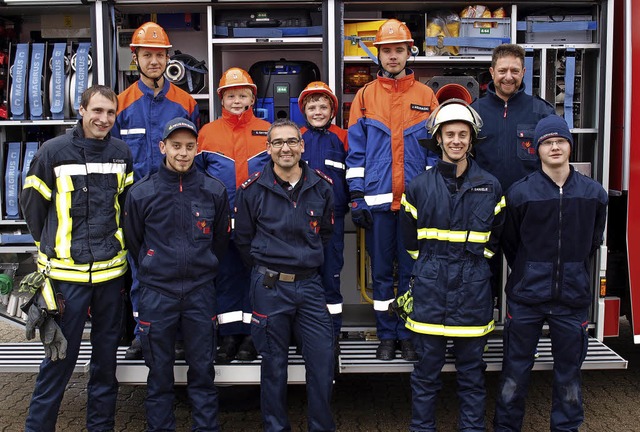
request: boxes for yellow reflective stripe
[39,249,127,272]
[125,171,134,187]
[408,249,419,260]
[405,318,495,337]
[114,228,125,249]
[38,256,128,284]
[495,196,506,215]
[401,193,418,219]
[484,248,495,259]
[24,175,53,200]
[417,228,468,242]
[467,231,490,243]
[54,176,74,258]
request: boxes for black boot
[236,335,258,361]
[216,335,240,364]
[124,337,143,360]
[375,339,396,361]
[399,339,417,361]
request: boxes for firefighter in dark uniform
[399,99,505,431]
[234,118,336,432]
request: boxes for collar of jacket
[156,158,199,186]
[221,106,257,127]
[487,80,528,103]
[71,121,111,152]
[303,121,330,134]
[259,160,318,194]
[537,164,576,188]
[137,78,170,99]
[377,68,416,93]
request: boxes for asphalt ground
[1,317,639,431]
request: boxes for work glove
[350,198,373,229]
[18,271,46,294]
[24,302,48,340]
[40,316,67,361]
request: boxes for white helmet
[427,98,483,140]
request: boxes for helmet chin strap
[379,61,405,79]
[135,60,164,89]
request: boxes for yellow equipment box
[344,20,387,57]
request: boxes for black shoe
[376,339,396,361]
[174,340,185,360]
[236,335,258,361]
[216,335,240,363]
[124,338,143,360]
[399,339,417,361]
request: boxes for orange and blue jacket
[346,70,439,212]
[196,107,271,209]
[113,80,199,182]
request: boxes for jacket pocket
[561,261,591,305]
[513,261,553,303]
[192,202,215,242]
[305,202,324,238]
[516,124,537,162]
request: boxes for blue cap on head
[162,117,198,141]
[534,115,573,152]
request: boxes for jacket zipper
[554,186,563,299]
[503,100,508,118]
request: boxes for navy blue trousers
[365,211,413,340]
[321,215,345,338]
[410,333,488,432]
[215,241,251,336]
[494,300,589,432]
[250,269,335,432]
[138,283,219,432]
[25,277,124,432]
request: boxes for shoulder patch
[315,169,333,185]
[241,171,261,189]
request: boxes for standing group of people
[18,16,607,432]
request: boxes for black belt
[255,266,317,282]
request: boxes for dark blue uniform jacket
[124,161,230,296]
[234,161,334,274]
[502,167,608,308]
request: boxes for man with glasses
[234,118,336,432]
[494,115,608,431]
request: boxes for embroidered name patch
[410,104,430,112]
[252,130,268,136]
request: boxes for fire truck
[0,0,636,383]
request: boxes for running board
[338,337,628,374]
[0,337,627,386]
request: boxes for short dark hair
[267,118,301,142]
[491,44,525,69]
[80,84,118,111]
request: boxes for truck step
[0,336,627,386]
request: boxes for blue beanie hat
[534,114,573,152]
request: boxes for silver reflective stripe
[365,193,393,206]
[346,167,365,179]
[217,311,244,324]
[120,128,146,135]
[327,303,343,314]
[324,159,346,170]
[54,162,127,177]
[373,298,394,312]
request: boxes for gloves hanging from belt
[350,196,373,229]
[40,316,67,361]
[20,272,68,361]
[390,286,414,321]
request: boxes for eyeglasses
[269,138,301,148]
[540,138,570,147]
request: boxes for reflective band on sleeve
[495,196,506,215]
[324,159,346,170]
[24,175,52,201]
[327,303,343,314]
[217,310,244,324]
[365,193,393,206]
[405,318,495,337]
[119,128,146,135]
[345,167,365,179]
[243,312,253,324]
[401,194,418,219]
[373,298,395,312]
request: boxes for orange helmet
[298,81,339,115]
[130,22,172,51]
[217,67,257,99]
[373,19,414,47]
